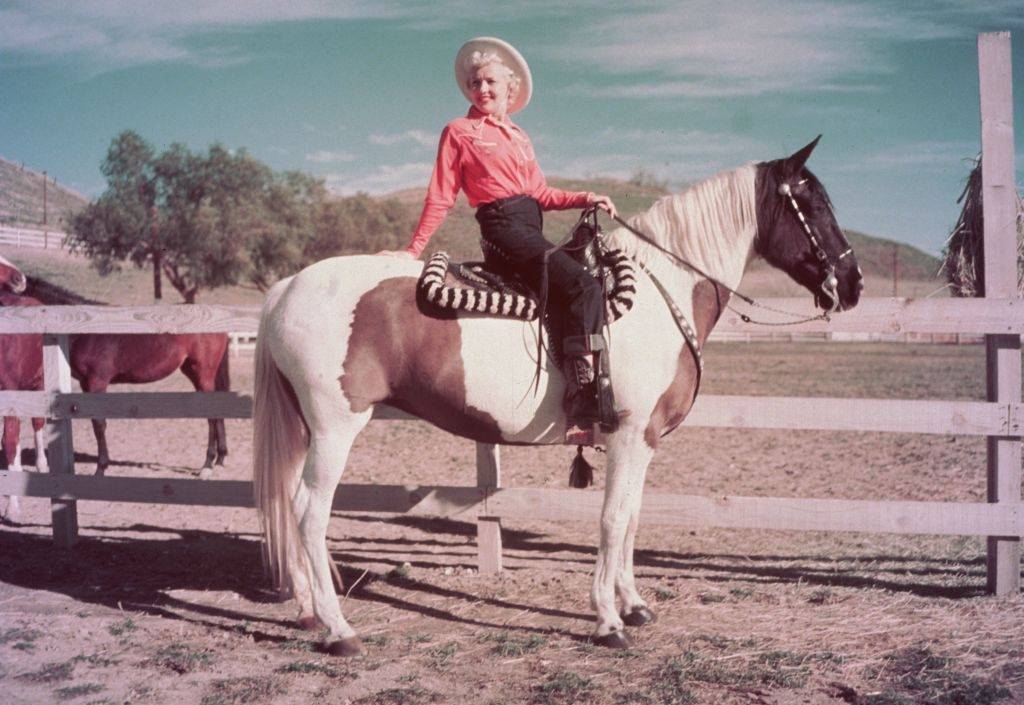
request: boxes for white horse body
[253,151,858,654]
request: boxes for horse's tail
[215,335,230,392]
[252,283,308,595]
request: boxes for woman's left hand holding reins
[588,193,618,220]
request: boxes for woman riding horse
[377,37,618,444]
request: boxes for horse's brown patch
[643,280,731,448]
[340,277,504,443]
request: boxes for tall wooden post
[979,32,1020,595]
[475,443,502,574]
[43,334,78,548]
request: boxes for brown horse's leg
[3,417,21,471]
[3,417,22,517]
[79,378,110,475]
[30,418,47,472]
[182,335,230,479]
[213,342,229,465]
[91,418,109,476]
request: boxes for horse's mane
[23,276,104,305]
[607,163,758,289]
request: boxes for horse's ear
[781,135,821,176]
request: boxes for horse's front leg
[591,428,654,647]
[617,502,657,627]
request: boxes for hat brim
[455,37,532,114]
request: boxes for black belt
[476,194,535,216]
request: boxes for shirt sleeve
[406,126,461,258]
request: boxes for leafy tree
[70,132,323,301]
[68,130,158,282]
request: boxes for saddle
[415,219,637,337]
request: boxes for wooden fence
[0,33,1019,593]
[0,225,69,250]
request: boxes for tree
[68,131,161,296]
[69,132,325,301]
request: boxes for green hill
[0,155,89,228]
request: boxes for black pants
[475,195,603,339]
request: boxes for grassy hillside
[0,155,89,228]
[2,174,943,304]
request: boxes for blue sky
[1,1,1022,255]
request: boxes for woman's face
[469,63,512,118]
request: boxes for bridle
[777,180,854,316]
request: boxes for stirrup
[564,334,618,434]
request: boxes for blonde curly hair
[465,50,521,101]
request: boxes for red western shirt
[405,106,593,257]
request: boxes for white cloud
[542,0,1018,98]
[369,130,436,149]
[306,150,356,164]
[324,162,433,195]
[0,0,397,69]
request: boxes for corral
[0,31,1020,705]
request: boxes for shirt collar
[466,106,524,136]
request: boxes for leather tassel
[569,445,595,488]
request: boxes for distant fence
[0,225,69,250]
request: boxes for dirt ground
[2,342,1023,705]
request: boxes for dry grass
[1,343,1022,704]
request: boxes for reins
[607,195,842,326]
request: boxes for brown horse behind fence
[1,271,231,479]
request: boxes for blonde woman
[379,37,617,442]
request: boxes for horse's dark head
[0,254,27,295]
[755,137,862,311]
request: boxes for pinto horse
[0,277,231,478]
[252,138,863,655]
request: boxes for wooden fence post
[979,32,1021,595]
[43,333,77,548]
[475,442,502,574]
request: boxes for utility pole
[42,170,49,249]
[151,204,162,302]
[892,243,899,297]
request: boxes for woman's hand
[588,193,618,220]
[375,249,416,259]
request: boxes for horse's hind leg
[294,416,369,656]
[79,378,110,475]
[591,428,654,647]
[31,418,47,472]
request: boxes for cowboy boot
[563,352,597,445]
[563,333,618,443]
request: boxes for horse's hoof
[198,467,214,480]
[296,616,320,631]
[326,636,363,657]
[621,606,657,627]
[593,629,633,649]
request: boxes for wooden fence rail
[2,296,1023,335]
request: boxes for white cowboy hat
[455,37,533,114]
